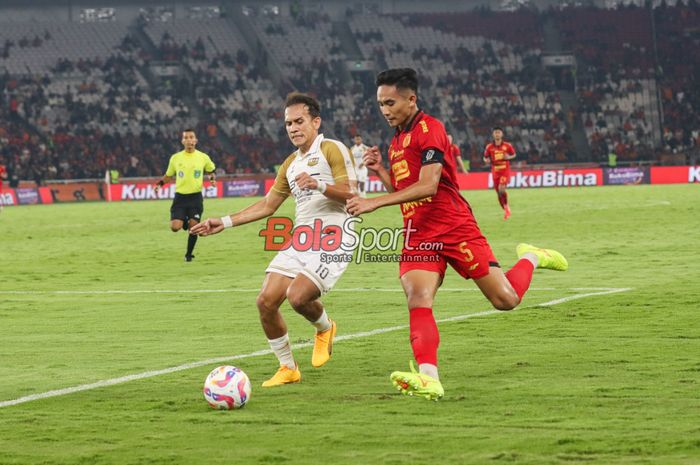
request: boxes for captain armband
[421,148,445,165]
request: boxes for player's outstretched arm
[347,163,441,216]
[191,190,287,236]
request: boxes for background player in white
[191,93,357,387]
[351,134,369,197]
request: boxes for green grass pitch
[0,184,698,465]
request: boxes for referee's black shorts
[170,192,203,223]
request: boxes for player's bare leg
[170,219,184,232]
[286,274,337,367]
[476,246,567,311]
[257,272,301,386]
[390,270,444,400]
[473,266,521,310]
[257,272,292,340]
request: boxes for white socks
[419,363,440,381]
[521,252,539,269]
[268,334,296,369]
[312,309,332,333]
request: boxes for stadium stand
[555,5,662,162]
[350,11,572,166]
[1,1,698,182]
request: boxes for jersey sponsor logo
[390,148,404,160]
[400,197,432,216]
[307,157,319,167]
[178,171,184,178]
[419,120,429,133]
[392,159,411,183]
[402,134,411,147]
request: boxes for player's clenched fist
[190,218,224,236]
[362,146,383,172]
[294,172,318,190]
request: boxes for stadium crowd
[1,2,698,182]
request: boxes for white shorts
[265,247,353,294]
[356,166,368,183]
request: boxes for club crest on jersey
[194,170,202,178]
[307,157,319,167]
[178,171,184,178]
[402,134,411,148]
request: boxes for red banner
[650,166,700,184]
[3,166,697,207]
[0,190,17,206]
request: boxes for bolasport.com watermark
[258,217,443,264]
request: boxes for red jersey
[0,165,6,190]
[483,141,515,172]
[388,111,479,244]
[450,143,461,159]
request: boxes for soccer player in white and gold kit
[191,93,357,387]
[350,134,369,197]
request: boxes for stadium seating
[350,12,571,165]
[1,2,699,181]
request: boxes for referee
[154,129,216,261]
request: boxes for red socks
[409,307,440,366]
[505,258,535,300]
[498,191,508,209]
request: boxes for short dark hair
[492,126,504,132]
[284,92,321,118]
[182,128,196,134]
[375,68,418,93]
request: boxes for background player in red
[448,134,467,173]
[347,68,568,400]
[483,127,516,219]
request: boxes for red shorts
[492,170,510,188]
[399,234,499,280]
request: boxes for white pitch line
[0,287,619,296]
[0,288,631,409]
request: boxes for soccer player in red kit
[483,127,516,219]
[347,68,568,400]
[448,134,467,173]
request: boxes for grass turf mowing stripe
[0,288,631,409]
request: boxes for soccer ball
[203,365,252,410]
